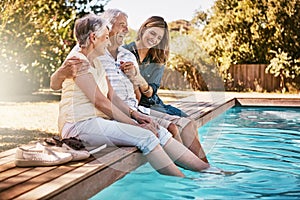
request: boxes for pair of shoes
[15,142,92,167]
[15,145,73,167]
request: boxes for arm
[50,66,70,90]
[118,49,154,98]
[106,77,136,121]
[132,65,164,99]
[134,86,142,102]
[121,61,155,98]
[76,73,158,135]
[75,73,137,126]
[141,64,165,97]
[50,57,89,90]
[106,77,153,125]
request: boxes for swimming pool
[91,106,300,199]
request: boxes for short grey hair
[74,13,108,48]
[100,9,128,26]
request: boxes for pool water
[91,107,300,200]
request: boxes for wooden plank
[14,147,141,200]
[0,166,31,182]
[0,151,100,199]
[0,166,58,199]
[242,64,247,89]
[0,162,16,173]
[0,146,139,199]
[0,148,16,159]
[174,101,218,114]
[247,64,255,90]
[163,97,235,128]
[0,154,15,166]
[201,99,235,126]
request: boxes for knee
[183,118,197,131]
[182,119,199,139]
[188,118,197,129]
[167,123,179,138]
[140,133,160,155]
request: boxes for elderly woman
[57,13,209,177]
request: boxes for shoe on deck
[15,145,73,167]
[50,143,91,161]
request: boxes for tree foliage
[68,0,109,17]
[0,0,109,95]
[197,0,300,82]
[167,31,224,91]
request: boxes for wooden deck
[1,92,299,199]
[0,147,146,200]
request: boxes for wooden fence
[161,64,299,92]
[227,64,280,92]
[161,68,192,90]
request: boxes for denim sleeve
[149,83,159,96]
[142,63,165,96]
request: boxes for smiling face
[136,16,170,64]
[140,27,165,49]
[94,27,110,55]
[109,14,128,48]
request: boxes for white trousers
[61,117,172,155]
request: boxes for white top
[58,51,109,132]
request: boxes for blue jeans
[140,94,188,117]
[150,103,188,117]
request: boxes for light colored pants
[61,117,172,155]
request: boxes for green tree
[168,28,223,91]
[68,0,109,17]
[197,0,300,83]
[123,28,137,45]
[0,0,76,95]
[265,49,300,93]
[0,0,109,96]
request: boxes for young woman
[58,13,209,177]
[123,16,188,117]
[119,15,208,163]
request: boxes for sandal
[44,136,86,150]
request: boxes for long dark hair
[136,16,169,64]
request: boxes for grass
[0,128,55,152]
[0,93,60,152]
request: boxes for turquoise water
[91,107,300,200]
